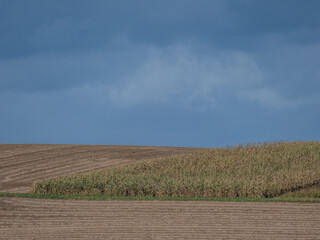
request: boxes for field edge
[1,192,320,203]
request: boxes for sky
[0,0,319,147]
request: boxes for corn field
[31,141,320,198]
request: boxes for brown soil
[1,197,319,240]
[0,144,202,193]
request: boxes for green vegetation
[31,141,320,199]
[276,183,320,199]
[2,192,320,202]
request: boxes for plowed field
[1,144,319,239]
[0,144,201,193]
[1,197,320,239]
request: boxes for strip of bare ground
[1,197,320,240]
[0,144,202,193]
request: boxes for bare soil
[1,197,319,240]
[0,144,202,193]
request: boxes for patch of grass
[31,141,320,199]
[1,192,320,203]
[277,183,320,199]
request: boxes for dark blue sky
[1,0,319,147]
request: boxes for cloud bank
[2,40,316,111]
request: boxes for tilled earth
[0,144,320,239]
[1,198,319,240]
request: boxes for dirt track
[1,144,320,239]
[1,197,320,240]
[0,144,201,193]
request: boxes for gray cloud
[3,0,319,59]
[105,44,263,109]
[4,40,316,111]
[1,37,319,110]
[0,37,147,92]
